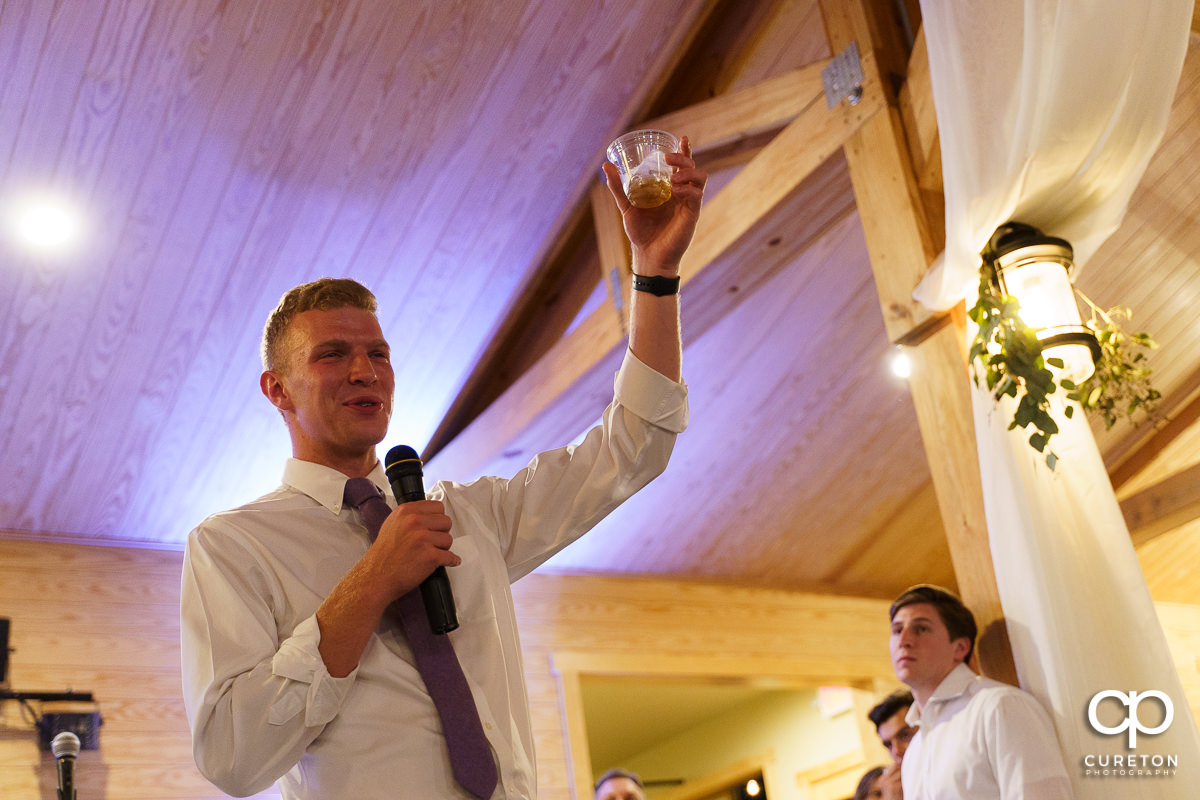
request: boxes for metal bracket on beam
[606,265,628,335]
[822,41,864,108]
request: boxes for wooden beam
[897,28,936,181]
[819,1,938,345]
[1108,370,1200,491]
[551,665,592,800]
[905,307,1016,684]
[818,0,1016,685]
[678,51,884,283]
[551,649,887,690]
[425,74,882,481]
[897,27,945,251]
[1121,460,1200,545]
[643,60,831,157]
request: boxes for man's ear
[952,636,971,664]
[261,370,294,413]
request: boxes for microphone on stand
[51,731,79,800]
[385,445,459,635]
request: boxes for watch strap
[631,273,681,296]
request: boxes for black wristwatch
[631,273,680,296]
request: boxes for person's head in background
[889,584,977,706]
[852,765,885,800]
[867,688,916,764]
[594,768,645,800]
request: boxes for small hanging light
[982,222,1100,383]
[889,345,912,379]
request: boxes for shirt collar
[907,662,977,724]
[281,458,393,515]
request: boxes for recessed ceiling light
[8,192,86,256]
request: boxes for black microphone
[51,731,79,800]
[385,445,459,635]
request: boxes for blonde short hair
[261,278,377,372]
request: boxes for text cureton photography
[1082,689,1180,779]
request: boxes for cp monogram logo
[1088,690,1174,748]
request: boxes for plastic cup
[606,129,679,208]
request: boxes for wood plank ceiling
[2,0,1200,606]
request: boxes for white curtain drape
[916,0,1191,309]
[916,0,1198,796]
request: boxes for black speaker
[0,617,9,684]
[38,711,103,751]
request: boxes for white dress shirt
[901,662,1073,800]
[180,350,687,799]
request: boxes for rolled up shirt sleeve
[270,615,356,727]
[613,347,689,433]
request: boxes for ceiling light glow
[8,193,86,256]
[890,346,912,379]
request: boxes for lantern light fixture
[983,222,1101,384]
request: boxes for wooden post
[818,0,1017,684]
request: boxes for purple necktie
[343,477,499,799]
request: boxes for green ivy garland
[967,269,1160,470]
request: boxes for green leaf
[972,274,1159,463]
[1013,400,1035,428]
[1037,412,1059,436]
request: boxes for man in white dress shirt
[180,140,706,799]
[888,585,1073,800]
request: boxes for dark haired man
[888,584,1072,799]
[867,688,915,799]
[594,768,645,800]
[180,140,706,799]
[868,688,916,764]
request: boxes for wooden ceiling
[2,0,1200,609]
